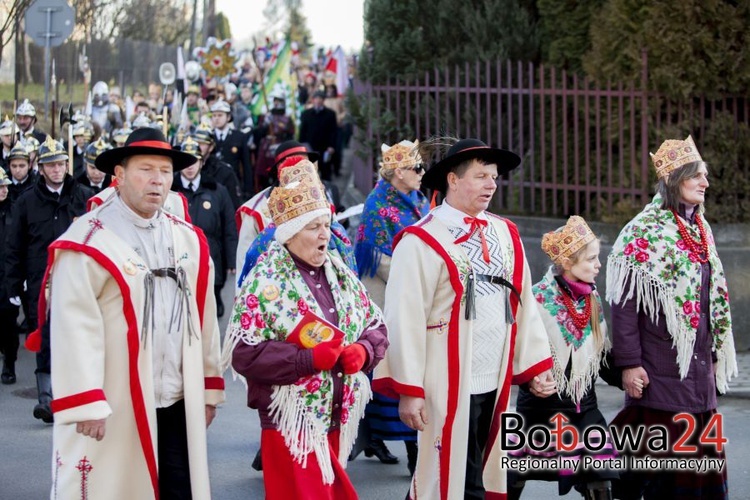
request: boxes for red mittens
[311,337,344,371]
[339,343,367,375]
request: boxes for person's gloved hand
[339,343,367,374]
[9,296,21,307]
[311,337,344,372]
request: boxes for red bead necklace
[672,209,709,264]
[561,292,592,330]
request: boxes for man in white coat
[373,138,556,500]
[29,128,225,499]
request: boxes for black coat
[172,174,237,287]
[5,175,93,308]
[26,127,47,145]
[75,171,112,194]
[213,128,252,194]
[299,106,337,154]
[202,155,241,209]
[8,171,37,205]
[0,197,12,305]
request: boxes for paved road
[2,279,750,499]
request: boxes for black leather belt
[475,273,522,306]
[151,267,178,281]
[465,272,522,322]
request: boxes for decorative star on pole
[193,37,238,80]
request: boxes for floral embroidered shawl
[223,241,382,484]
[606,196,737,392]
[534,268,610,406]
[355,179,428,278]
[238,218,356,287]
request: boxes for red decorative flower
[690,316,700,329]
[240,312,253,330]
[245,294,259,310]
[635,251,649,263]
[636,238,649,249]
[676,239,687,251]
[340,407,350,424]
[624,243,635,256]
[390,215,400,223]
[297,299,310,316]
[682,301,693,315]
[694,301,701,313]
[378,207,388,217]
[688,253,699,263]
[254,313,265,328]
[306,378,321,393]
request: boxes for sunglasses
[403,164,425,174]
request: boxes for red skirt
[261,429,358,500]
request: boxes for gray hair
[657,161,707,211]
[379,166,396,181]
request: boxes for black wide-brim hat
[274,140,320,167]
[421,138,521,192]
[95,128,197,175]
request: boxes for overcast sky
[215,0,365,52]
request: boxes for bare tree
[0,0,33,69]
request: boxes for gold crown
[380,140,421,170]
[269,160,330,227]
[650,135,702,179]
[541,216,596,264]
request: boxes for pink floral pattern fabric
[606,196,735,389]
[227,240,381,433]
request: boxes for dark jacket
[213,128,252,195]
[8,171,38,205]
[75,171,112,194]
[25,127,47,145]
[299,106,337,154]
[202,155,241,209]
[0,197,13,306]
[5,175,93,317]
[172,174,237,286]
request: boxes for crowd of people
[0,78,739,500]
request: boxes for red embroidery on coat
[53,450,63,499]
[83,219,104,245]
[76,456,93,500]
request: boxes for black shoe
[1,361,16,385]
[364,439,399,464]
[405,441,418,475]
[33,402,54,423]
[251,449,263,471]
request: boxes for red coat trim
[482,217,552,469]
[204,377,225,390]
[511,358,554,386]
[176,191,192,223]
[371,377,425,400]
[44,240,160,498]
[236,206,265,234]
[396,223,463,500]
[193,226,210,329]
[86,194,104,212]
[51,389,106,413]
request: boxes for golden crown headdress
[269,160,330,227]
[541,216,596,264]
[380,140,421,170]
[650,135,703,179]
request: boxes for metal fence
[351,54,750,219]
